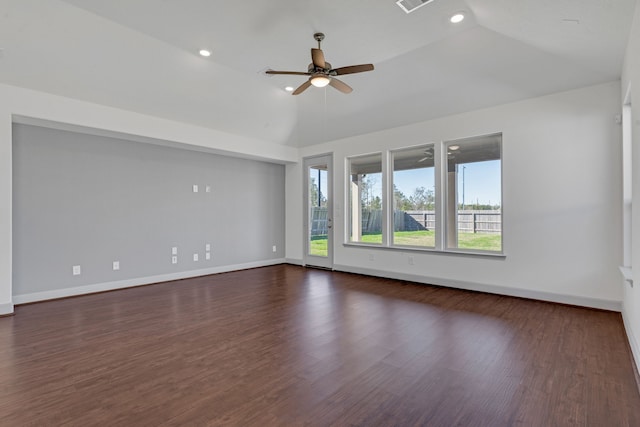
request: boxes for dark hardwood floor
[1,265,639,426]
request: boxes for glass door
[304,155,333,269]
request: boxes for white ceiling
[0,0,636,147]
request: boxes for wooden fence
[403,211,501,234]
[454,211,502,234]
[310,207,501,236]
[310,207,329,236]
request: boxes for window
[308,165,328,257]
[348,153,383,244]
[391,145,436,248]
[345,133,502,254]
[445,134,502,252]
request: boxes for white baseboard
[622,306,640,376]
[0,302,14,315]
[13,258,286,305]
[285,258,304,266]
[333,264,622,312]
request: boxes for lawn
[309,230,501,255]
[309,235,330,256]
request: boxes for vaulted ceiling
[0,0,636,147]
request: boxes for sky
[394,159,501,206]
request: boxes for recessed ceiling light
[199,49,211,57]
[285,86,294,92]
[450,13,465,24]
[449,145,460,151]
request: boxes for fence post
[473,213,477,234]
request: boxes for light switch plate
[72,265,81,275]
[113,261,120,270]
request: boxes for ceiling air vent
[396,0,436,14]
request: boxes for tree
[409,186,435,210]
[309,177,327,207]
[370,196,382,210]
[361,175,380,210]
[393,185,411,211]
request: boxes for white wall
[0,83,297,315]
[287,81,623,310]
[621,2,640,372]
[0,107,11,315]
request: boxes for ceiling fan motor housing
[308,62,331,73]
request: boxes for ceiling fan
[266,32,374,95]
[418,147,434,162]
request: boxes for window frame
[345,152,385,246]
[389,143,439,250]
[442,134,503,255]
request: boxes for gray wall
[12,123,285,296]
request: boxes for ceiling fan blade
[329,78,353,94]
[292,80,312,95]
[311,48,326,69]
[417,156,432,163]
[332,64,375,75]
[265,70,311,76]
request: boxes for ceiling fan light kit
[310,75,331,87]
[266,32,374,95]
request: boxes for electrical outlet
[193,253,199,262]
[113,261,120,270]
[172,247,178,255]
[205,252,211,260]
[205,243,211,251]
[272,245,277,252]
[172,256,178,264]
[72,265,81,275]
[205,185,211,193]
[192,184,199,193]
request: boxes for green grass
[310,230,501,254]
[393,230,435,247]
[457,232,502,251]
[309,235,329,256]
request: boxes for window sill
[343,242,506,259]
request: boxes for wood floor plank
[0,265,639,426]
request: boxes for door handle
[327,218,332,229]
